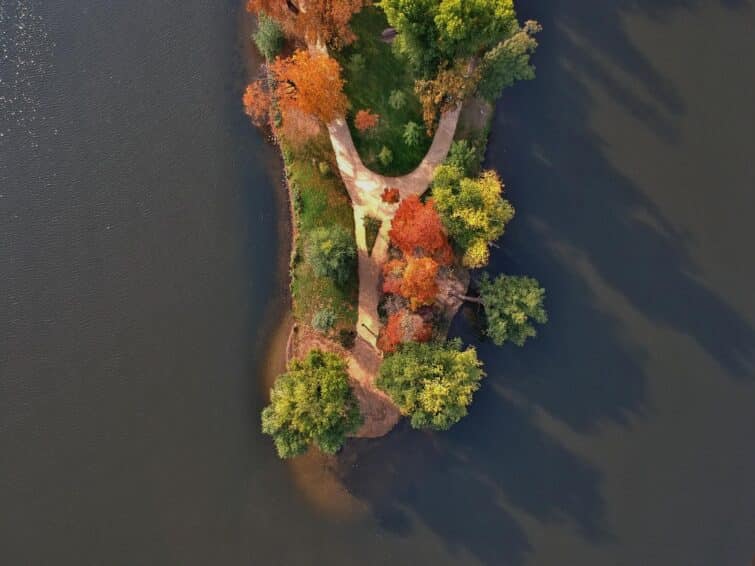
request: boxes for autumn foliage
[378,310,433,353]
[354,109,380,132]
[400,256,440,310]
[246,0,368,49]
[270,50,347,123]
[381,187,400,203]
[389,195,453,265]
[243,80,271,127]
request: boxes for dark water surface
[2,1,753,565]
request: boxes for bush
[377,339,485,430]
[318,161,331,176]
[378,146,393,166]
[253,12,284,60]
[388,89,407,110]
[402,121,423,147]
[312,308,337,333]
[338,329,356,348]
[347,53,366,75]
[446,139,481,176]
[307,225,356,286]
[262,350,362,458]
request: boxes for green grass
[284,135,358,335]
[337,6,431,176]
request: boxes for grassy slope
[284,135,358,335]
[337,7,431,176]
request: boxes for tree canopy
[307,225,356,286]
[377,339,485,430]
[270,50,347,123]
[379,0,520,75]
[247,0,368,49]
[478,273,547,346]
[389,195,453,265]
[252,11,284,60]
[478,20,541,101]
[261,349,363,458]
[432,164,515,268]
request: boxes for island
[243,0,547,458]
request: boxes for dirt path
[328,107,461,346]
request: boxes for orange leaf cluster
[377,310,433,353]
[246,0,367,49]
[400,256,440,310]
[381,187,400,203]
[389,195,453,265]
[354,109,380,132]
[243,81,271,127]
[270,50,347,123]
[382,259,405,295]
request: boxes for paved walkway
[327,107,461,347]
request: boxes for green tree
[307,226,356,286]
[312,307,337,332]
[471,273,548,346]
[378,145,394,166]
[445,139,481,176]
[388,89,407,110]
[402,121,423,146]
[379,0,521,75]
[479,20,541,101]
[347,53,366,75]
[262,349,363,458]
[432,164,515,267]
[252,12,284,60]
[377,339,485,430]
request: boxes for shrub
[347,53,366,75]
[318,160,331,176]
[381,187,400,203]
[252,12,284,60]
[402,121,423,147]
[446,139,481,176]
[378,146,393,166]
[388,89,407,110]
[312,308,337,333]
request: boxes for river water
[1,1,753,565]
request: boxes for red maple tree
[389,195,453,265]
[242,80,271,127]
[377,310,433,353]
[354,109,380,132]
[381,188,400,203]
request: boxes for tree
[354,109,380,132]
[379,0,521,75]
[378,146,393,166]
[262,349,362,458]
[247,0,368,49]
[382,258,406,295]
[402,121,423,147]
[377,309,433,353]
[270,50,347,123]
[381,187,400,203]
[432,164,515,267]
[466,273,548,346]
[253,12,284,60]
[400,256,439,310]
[415,60,481,132]
[307,225,356,285]
[389,195,453,265]
[446,139,481,176]
[242,80,271,127]
[377,339,485,430]
[479,20,541,101]
[388,89,407,110]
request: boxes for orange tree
[378,310,433,353]
[388,195,453,265]
[270,49,347,123]
[400,256,440,310]
[246,0,367,49]
[243,80,271,127]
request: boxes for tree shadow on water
[336,1,753,564]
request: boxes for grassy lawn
[337,6,431,176]
[284,135,358,338]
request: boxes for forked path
[327,107,461,348]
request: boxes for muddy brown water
[1,1,753,564]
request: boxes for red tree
[377,310,433,353]
[389,195,453,265]
[243,80,271,127]
[382,259,406,295]
[381,187,400,203]
[354,109,380,132]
